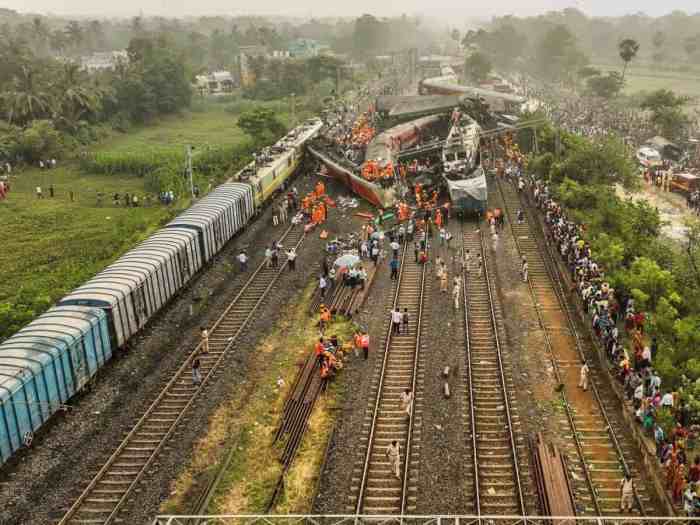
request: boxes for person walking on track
[265,246,273,268]
[400,389,414,418]
[402,308,409,333]
[192,358,202,385]
[361,331,370,360]
[392,308,402,334]
[200,326,209,354]
[521,256,529,283]
[453,281,461,310]
[440,267,449,293]
[579,360,590,391]
[238,250,248,272]
[620,473,635,513]
[386,440,401,479]
[286,247,297,271]
[390,256,399,280]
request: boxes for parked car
[636,147,662,167]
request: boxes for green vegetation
[482,9,700,69]
[0,97,311,343]
[0,168,179,339]
[160,286,355,514]
[464,52,492,84]
[524,119,700,416]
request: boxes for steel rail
[59,224,305,525]
[494,175,603,516]
[354,243,408,514]
[400,241,427,516]
[355,240,426,515]
[461,222,481,517]
[478,223,526,514]
[462,220,526,515]
[514,183,647,515]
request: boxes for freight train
[0,118,323,466]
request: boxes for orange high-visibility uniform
[320,308,331,323]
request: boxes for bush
[15,120,64,162]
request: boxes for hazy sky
[2,0,698,19]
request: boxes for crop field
[0,97,303,341]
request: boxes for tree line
[523,118,700,414]
[0,32,192,164]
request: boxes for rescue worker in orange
[319,305,331,333]
[435,209,443,228]
[315,181,325,198]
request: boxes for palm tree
[64,21,84,55]
[32,17,50,55]
[618,38,640,83]
[1,65,51,125]
[52,63,100,131]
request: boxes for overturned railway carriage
[310,114,442,208]
[0,119,322,467]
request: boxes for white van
[636,147,662,167]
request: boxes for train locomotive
[0,118,323,466]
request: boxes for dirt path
[617,182,696,241]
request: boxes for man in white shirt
[619,473,635,513]
[286,248,297,271]
[390,239,400,259]
[579,360,589,391]
[661,392,674,409]
[392,308,403,334]
[238,251,248,272]
[319,275,327,297]
[386,440,401,479]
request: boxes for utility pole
[185,145,195,199]
[335,65,341,98]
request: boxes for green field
[0,97,306,340]
[596,64,700,110]
[94,98,298,155]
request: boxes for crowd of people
[523,171,700,514]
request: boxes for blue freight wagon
[0,306,111,465]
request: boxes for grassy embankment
[161,284,356,514]
[0,98,304,341]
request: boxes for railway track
[351,243,426,515]
[495,176,658,516]
[58,224,306,525]
[461,226,529,515]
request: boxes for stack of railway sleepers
[274,350,323,468]
[531,432,576,519]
